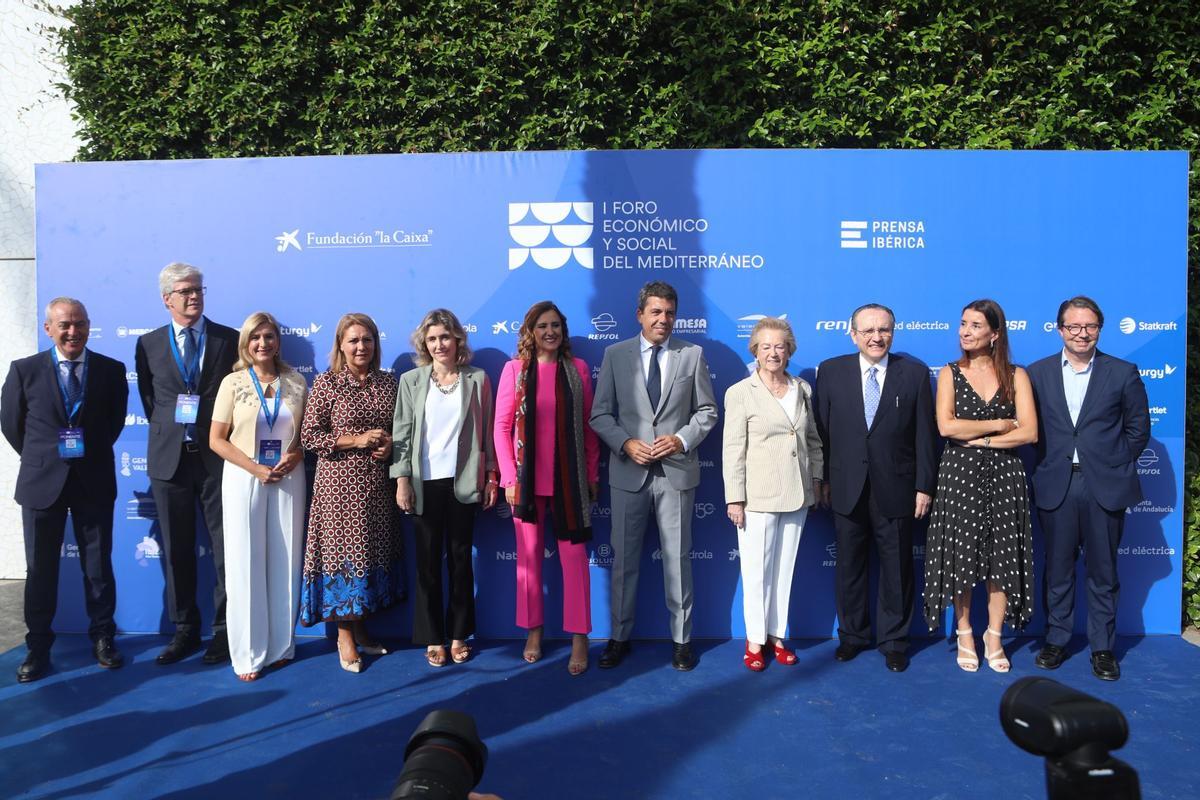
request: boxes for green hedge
[54,0,1200,625]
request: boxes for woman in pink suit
[494,301,599,675]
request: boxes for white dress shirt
[1061,348,1095,463]
[858,352,889,399]
[638,333,690,452]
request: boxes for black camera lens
[390,710,488,800]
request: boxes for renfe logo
[509,202,594,270]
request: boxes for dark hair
[957,299,1015,403]
[516,300,573,362]
[637,280,678,311]
[1056,296,1105,329]
[850,302,896,330]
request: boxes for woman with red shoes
[722,317,823,671]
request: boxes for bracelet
[983,436,991,447]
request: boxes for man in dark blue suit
[135,263,237,665]
[1028,296,1149,681]
[2,298,127,682]
[815,303,937,673]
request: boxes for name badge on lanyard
[249,369,283,466]
[52,350,87,459]
[168,326,204,424]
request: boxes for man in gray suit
[590,281,718,670]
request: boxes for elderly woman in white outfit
[209,311,308,681]
[723,317,823,672]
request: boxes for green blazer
[390,364,496,516]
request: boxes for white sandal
[956,628,978,672]
[984,628,1010,673]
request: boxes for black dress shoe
[884,651,909,672]
[94,637,124,669]
[671,642,697,672]
[1035,643,1067,670]
[834,642,866,662]
[156,631,201,665]
[1091,650,1120,681]
[598,639,630,669]
[202,631,230,665]
[16,651,50,683]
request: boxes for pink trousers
[514,496,591,634]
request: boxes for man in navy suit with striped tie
[2,298,128,682]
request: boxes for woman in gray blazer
[722,317,823,671]
[392,309,497,667]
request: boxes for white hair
[44,296,88,324]
[158,262,204,296]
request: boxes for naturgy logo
[508,202,594,270]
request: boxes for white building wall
[1,1,82,577]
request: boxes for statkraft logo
[739,312,788,339]
[280,322,323,337]
[589,312,619,340]
[840,219,926,249]
[508,202,594,270]
[135,535,162,565]
[116,326,154,338]
[1120,316,1180,335]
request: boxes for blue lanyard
[167,326,204,393]
[49,348,88,425]
[248,369,282,432]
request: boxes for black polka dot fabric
[923,363,1034,631]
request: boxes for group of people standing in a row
[3,266,1149,686]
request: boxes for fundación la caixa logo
[508,202,594,270]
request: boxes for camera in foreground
[391,710,488,800]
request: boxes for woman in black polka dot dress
[923,299,1037,673]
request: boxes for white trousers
[739,507,808,645]
[223,467,305,674]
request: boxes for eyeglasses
[169,287,206,299]
[854,327,894,337]
[1060,323,1100,335]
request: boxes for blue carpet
[0,635,1196,799]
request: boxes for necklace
[432,371,460,395]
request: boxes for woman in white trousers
[210,311,308,681]
[723,317,823,672]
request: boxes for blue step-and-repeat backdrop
[34,149,1187,639]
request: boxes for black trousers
[833,479,914,654]
[22,470,117,653]
[411,478,477,646]
[150,447,226,635]
[1039,467,1125,652]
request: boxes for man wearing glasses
[135,263,238,665]
[1028,296,1149,681]
[814,303,937,673]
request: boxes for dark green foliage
[52,0,1200,625]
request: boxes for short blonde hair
[233,311,292,373]
[748,317,797,359]
[329,313,382,373]
[410,308,473,367]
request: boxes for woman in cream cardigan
[392,308,498,668]
[210,311,308,681]
[723,317,823,672]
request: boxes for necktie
[61,360,81,408]
[182,326,197,376]
[646,345,662,410]
[864,365,880,428]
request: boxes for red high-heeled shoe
[772,641,798,666]
[744,642,766,672]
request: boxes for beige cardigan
[722,372,824,513]
[211,368,308,459]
